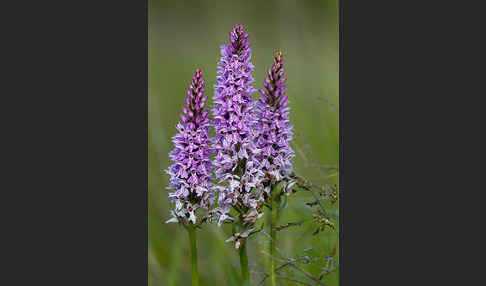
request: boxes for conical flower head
[255,52,294,189]
[180,68,210,128]
[211,24,265,226]
[166,69,214,225]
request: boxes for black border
[7,0,149,284]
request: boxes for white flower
[225,235,237,243]
[175,200,183,211]
[225,228,255,249]
[165,211,179,224]
[195,186,207,196]
[217,212,233,226]
[165,217,178,223]
[229,179,240,192]
[285,180,296,196]
[240,228,254,238]
[188,210,197,224]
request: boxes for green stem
[187,224,200,286]
[239,238,249,285]
[269,188,278,286]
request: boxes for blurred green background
[149,0,339,285]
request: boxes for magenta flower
[211,24,265,225]
[166,69,214,224]
[255,52,294,193]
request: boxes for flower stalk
[187,223,200,286]
[239,238,249,285]
[269,187,278,286]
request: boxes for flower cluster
[166,69,214,224]
[255,52,294,193]
[211,24,266,225]
[165,26,295,230]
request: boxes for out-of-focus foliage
[149,0,338,285]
